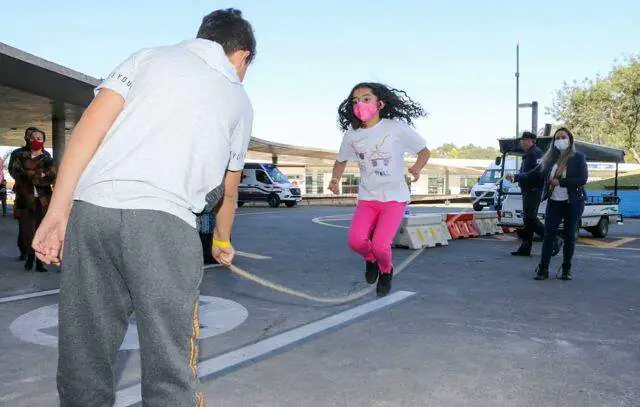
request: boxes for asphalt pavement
[1,204,638,406]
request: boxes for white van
[470,158,518,211]
[237,163,302,208]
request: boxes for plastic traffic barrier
[445,212,478,239]
[393,213,450,250]
[474,210,503,235]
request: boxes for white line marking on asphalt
[0,392,28,403]
[311,214,351,229]
[235,211,288,217]
[0,289,60,304]
[114,290,416,406]
[573,253,623,262]
[477,236,640,252]
[1,261,254,304]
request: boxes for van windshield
[262,164,289,184]
[478,170,502,184]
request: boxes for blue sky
[2,0,638,151]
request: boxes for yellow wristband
[212,239,231,248]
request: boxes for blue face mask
[554,139,570,151]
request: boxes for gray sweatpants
[57,200,205,407]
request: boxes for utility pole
[518,101,538,135]
[515,44,540,135]
[515,43,520,138]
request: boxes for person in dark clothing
[506,131,547,256]
[9,145,30,260]
[197,211,218,265]
[9,127,56,272]
[8,128,49,260]
[515,128,588,280]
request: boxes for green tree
[610,57,640,161]
[431,143,459,158]
[548,56,640,163]
[431,143,499,159]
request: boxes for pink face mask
[353,101,379,122]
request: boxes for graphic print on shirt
[351,134,393,178]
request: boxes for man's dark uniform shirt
[516,145,544,190]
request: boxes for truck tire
[285,201,297,208]
[588,217,609,238]
[268,194,281,208]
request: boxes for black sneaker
[511,248,531,257]
[558,263,572,280]
[24,253,34,271]
[376,269,393,297]
[365,261,379,284]
[534,264,549,281]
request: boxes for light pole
[516,43,520,138]
[518,101,538,135]
[515,44,540,135]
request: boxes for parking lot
[1,204,639,407]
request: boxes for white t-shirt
[74,39,253,227]
[550,163,569,201]
[337,119,427,202]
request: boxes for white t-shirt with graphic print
[73,39,253,228]
[337,119,427,202]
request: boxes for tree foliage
[430,143,500,159]
[548,56,640,163]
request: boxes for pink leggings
[348,200,406,274]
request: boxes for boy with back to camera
[32,8,256,406]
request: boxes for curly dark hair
[337,82,427,132]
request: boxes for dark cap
[520,131,537,140]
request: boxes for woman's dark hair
[197,8,256,63]
[337,82,427,132]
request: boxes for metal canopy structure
[0,42,96,150]
[498,137,626,163]
[0,42,98,106]
[0,41,341,164]
[0,42,491,176]
[249,137,337,161]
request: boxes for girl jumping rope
[329,82,431,296]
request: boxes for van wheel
[588,217,609,238]
[268,194,281,208]
[473,203,483,211]
[285,201,297,208]
[237,201,244,207]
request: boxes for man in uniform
[506,131,558,256]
